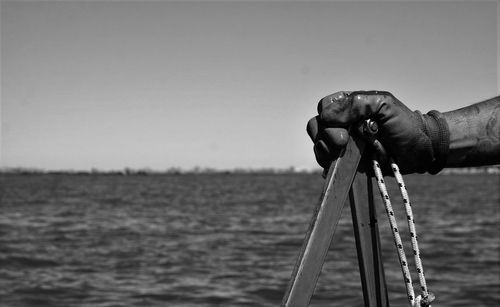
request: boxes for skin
[444,96,500,167]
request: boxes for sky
[1,0,499,171]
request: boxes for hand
[306,91,449,174]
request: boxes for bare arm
[444,96,500,167]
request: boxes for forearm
[443,96,500,167]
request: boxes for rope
[372,158,435,307]
[391,161,430,300]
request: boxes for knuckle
[318,91,349,114]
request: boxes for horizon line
[0,165,322,174]
[1,165,498,175]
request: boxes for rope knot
[414,292,435,307]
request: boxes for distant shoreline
[1,166,498,176]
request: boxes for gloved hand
[306,91,450,174]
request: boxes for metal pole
[350,172,389,307]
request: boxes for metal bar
[350,172,389,307]
[281,136,365,307]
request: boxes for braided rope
[372,160,416,306]
[390,161,430,299]
[372,159,434,307]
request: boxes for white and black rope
[372,159,434,307]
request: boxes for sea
[0,173,499,307]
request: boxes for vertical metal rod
[350,172,389,307]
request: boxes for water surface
[0,173,498,306]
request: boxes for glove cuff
[421,110,451,174]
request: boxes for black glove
[306,91,450,174]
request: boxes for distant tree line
[0,166,322,175]
[1,166,498,175]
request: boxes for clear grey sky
[1,1,498,171]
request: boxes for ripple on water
[0,173,498,306]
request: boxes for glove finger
[352,90,415,114]
[313,140,332,169]
[314,137,345,168]
[317,91,350,114]
[320,90,392,125]
[323,127,349,148]
[350,90,395,119]
[317,91,352,126]
[306,116,320,142]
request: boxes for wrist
[416,110,451,174]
